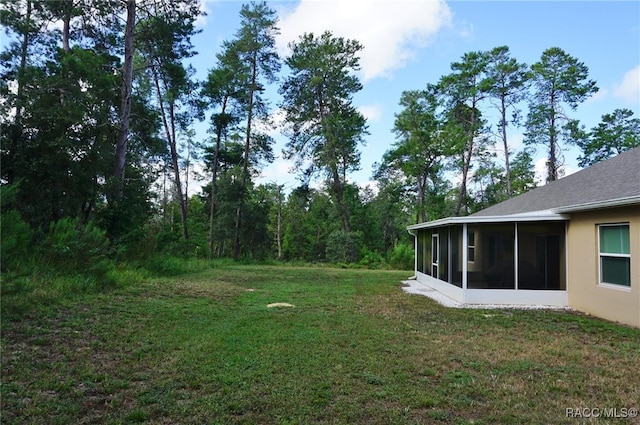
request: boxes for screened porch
[411,219,568,306]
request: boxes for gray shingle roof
[471,147,640,217]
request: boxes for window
[431,233,439,278]
[467,231,475,263]
[599,224,631,287]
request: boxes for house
[407,147,640,327]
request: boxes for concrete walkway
[401,279,571,311]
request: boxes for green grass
[2,264,640,424]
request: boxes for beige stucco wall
[567,206,640,327]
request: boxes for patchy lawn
[2,264,639,424]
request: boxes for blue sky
[186,0,639,192]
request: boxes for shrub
[325,230,362,264]
[116,224,159,264]
[0,210,33,273]
[42,217,115,286]
[145,255,187,276]
[388,243,414,270]
[359,248,388,269]
[143,255,215,276]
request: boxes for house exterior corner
[408,149,640,327]
[566,205,640,328]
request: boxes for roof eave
[553,195,640,213]
[407,210,569,231]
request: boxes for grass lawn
[2,263,640,424]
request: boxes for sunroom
[407,212,569,307]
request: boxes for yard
[2,264,639,424]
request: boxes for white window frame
[598,223,631,288]
[467,230,475,263]
[431,232,439,278]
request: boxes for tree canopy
[1,1,636,274]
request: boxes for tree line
[2,1,638,281]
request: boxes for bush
[145,255,188,276]
[388,243,414,270]
[114,223,161,264]
[144,255,214,277]
[0,210,33,273]
[42,217,115,286]
[359,248,389,269]
[325,230,362,264]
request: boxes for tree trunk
[15,0,30,126]
[335,184,352,235]
[59,5,71,106]
[113,0,135,198]
[7,1,32,185]
[233,204,242,260]
[417,172,427,223]
[275,184,284,260]
[62,8,70,52]
[152,66,188,240]
[547,93,558,182]
[316,84,352,234]
[208,107,226,258]
[454,102,478,217]
[169,100,189,240]
[454,164,467,217]
[455,138,474,216]
[234,51,258,260]
[501,97,512,197]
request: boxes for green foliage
[388,243,414,270]
[280,31,367,232]
[1,184,33,273]
[281,186,333,262]
[1,264,147,319]
[221,1,281,260]
[471,148,537,211]
[0,209,33,273]
[0,0,624,271]
[145,255,189,276]
[143,256,214,277]
[571,108,640,167]
[485,46,530,198]
[384,86,446,223]
[116,224,160,264]
[325,230,362,263]
[98,166,157,243]
[42,217,114,287]
[525,47,598,181]
[358,248,388,269]
[438,51,493,216]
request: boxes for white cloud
[254,108,286,138]
[358,103,383,123]
[533,156,547,185]
[489,132,524,167]
[613,65,640,105]
[257,156,297,187]
[532,155,579,186]
[185,162,208,196]
[508,132,525,152]
[358,180,380,196]
[457,21,473,39]
[276,0,452,82]
[585,87,608,105]
[562,164,579,178]
[194,1,211,29]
